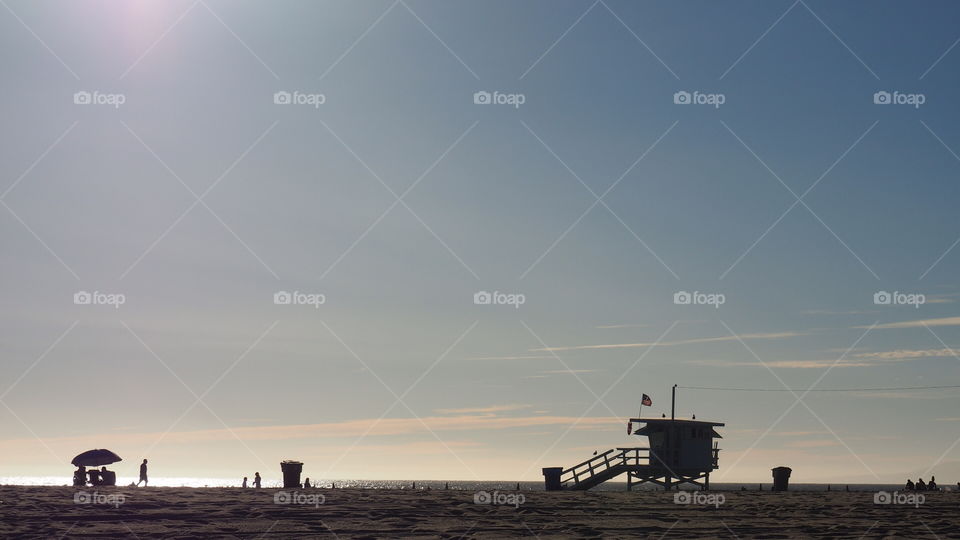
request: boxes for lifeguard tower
[543,385,724,491]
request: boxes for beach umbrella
[71,449,122,467]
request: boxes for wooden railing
[560,447,651,486]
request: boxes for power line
[679,384,960,393]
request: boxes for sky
[2,0,960,485]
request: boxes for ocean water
[0,476,924,492]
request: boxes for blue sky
[2,0,960,483]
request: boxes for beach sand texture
[1,486,957,538]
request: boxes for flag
[641,394,652,407]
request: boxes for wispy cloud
[862,316,960,329]
[435,404,529,414]
[801,309,878,315]
[696,358,875,369]
[0,415,625,450]
[531,331,804,352]
[466,355,555,361]
[595,323,648,329]
[785,439,839,448]
[852,348,957,360]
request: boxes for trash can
[281,460,303,488]
[771,466,792,492]
[542,467,563,491]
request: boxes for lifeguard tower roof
[629,418,724,438]
[629,418,724,426]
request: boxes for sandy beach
[1,485,957,538]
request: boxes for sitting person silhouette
[905,479,915,491]
[242,476,248,488]
[73,466,86,487]
[303,477,311,489]
[99,467,116,486]
[916,478,927,491]
[928,476,937,491]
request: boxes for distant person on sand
[916,478,926,491]
[303,478,311,488]
[253,472,261,488]
[73,466,86,487]
[928,476,937,491]
[242,477,248,488]
[905,479,915,491]
[137,459,148,487]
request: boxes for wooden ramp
[558,447,715,491]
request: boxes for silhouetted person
[73,466,86,487]
[100,467,116,486]
[253,472,261,488]
[137,459,148,486]
[916,478,926,491]
[928,476,937,491]
[242,477,248,488]
[905,479,915,491]
[303,477,311,488]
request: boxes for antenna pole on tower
[671,384,677,420]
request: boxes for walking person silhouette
[136,459,148,487]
